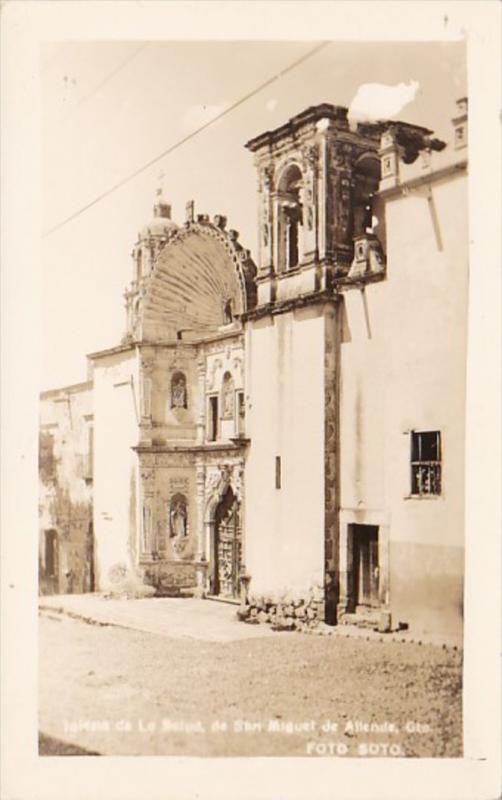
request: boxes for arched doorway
[209,486,242,599]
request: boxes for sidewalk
[39,593,463,649]
[39,594,277,642]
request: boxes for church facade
[39,99,468,637]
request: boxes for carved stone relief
[140,468,155,487]
[204,462,244,510]
[207,358,223,391]
[232,356,243,382]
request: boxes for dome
[139,194,178,240]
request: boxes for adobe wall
[39,383,93,594]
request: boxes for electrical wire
[43,41,331,238]
[72,43,150,113]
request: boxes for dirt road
[39,613,462,757]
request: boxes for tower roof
[139,190,178,240]
[245,103,350,152]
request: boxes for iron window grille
[410,430,442,496]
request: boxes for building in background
[39,98,468,637]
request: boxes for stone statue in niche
[223,299,233,324]
[171,371,187,409]
[169,494,188,538]
[221,372,234,419]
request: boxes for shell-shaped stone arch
[275,159,304,194]
[140,221,257,342]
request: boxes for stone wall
[239,585,326,631]
[39,382,94,595]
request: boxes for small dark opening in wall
[209,396,218,442]
[287,213,299,269]
[45,530,58,578]
[275,456,281,489]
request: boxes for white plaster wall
[339,171,468,634]
[92,349,139,589]
[245,307,325,597]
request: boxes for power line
[43,41,331,238]
[71,43,150,113]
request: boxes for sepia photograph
[37,36,469,760]
[1,2,501,800]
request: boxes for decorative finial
[152,170,172,220]
[185,200,195,223]
[156,169,165,198]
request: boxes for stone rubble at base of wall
[236,593,461,650]
[237,604,461,650]
[238,590,325,632]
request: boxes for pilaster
[139,349,154,446]
[139,464,156,559]
[323,300,340,624]
[379,129,400,190]
[196,354,206,445]
[300,143,319,261]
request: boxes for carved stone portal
[211,486,242,599]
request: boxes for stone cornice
[87,342,135,361]
[242,289,339,323]
[245,104,349,152]
[134,440,249,455]
[377,159,468,200]
[196,328,244,348]
[87,330,245,365]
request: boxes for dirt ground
[39,614,462,758]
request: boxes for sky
[41,40,466,389]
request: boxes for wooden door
[353,525,379,608]
[213,488,242,598]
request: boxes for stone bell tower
[123,188,178,342]
[245,104,385,308]
[243,104,392,625]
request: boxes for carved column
[316,123,330,262]
[123,291,131,339]
[271,193,283,274]
[147,243,156,274]
[301,144,318,262]
[258,165,274,274]
[332,141,355,272]
[139,351,154,445]
[196,354,206,445]
[232,462,246,590]
[139,464,156,561]
[194,461,207,596]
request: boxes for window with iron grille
[411,431,441,496]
